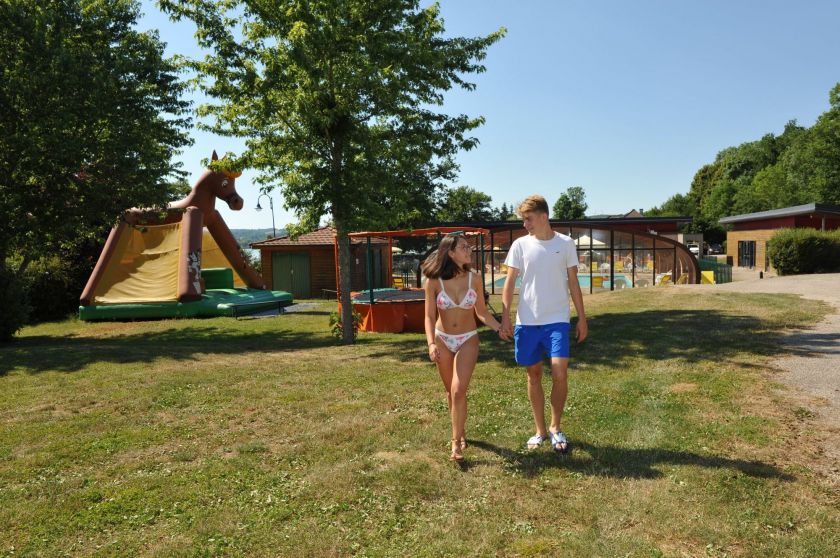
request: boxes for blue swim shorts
[514,322,571,366]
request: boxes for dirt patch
[373,449,439,471]
[668,383,698,393]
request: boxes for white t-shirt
[504,232,579,325]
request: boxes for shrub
[22,250,98,323]
[0,264,30,341]
[23,257,77,323]
[329,310,362,340]
[768,228,840,275]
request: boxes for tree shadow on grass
[275,310,332,317]
[4,306,826,378]
[780,331,840,355]
[0,326,336,376]
[357,309,820,368]
[466,439,793,481]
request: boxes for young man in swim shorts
[500,195,588,453]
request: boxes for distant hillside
[231,228,286,248]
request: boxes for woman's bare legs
[434,338,455,411]
[450,336,478,449]
[434,335,478,459]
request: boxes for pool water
[491,276,522,289]
[490,274,631,290]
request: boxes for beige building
[719,203,840,271]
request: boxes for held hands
[499,314,514,340]
[496,323,512,341]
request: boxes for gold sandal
[450,439,464,462]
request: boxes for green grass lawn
[1,289,838,557]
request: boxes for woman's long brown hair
[421,234,472,280]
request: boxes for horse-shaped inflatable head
[168,151,244,219]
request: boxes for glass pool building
[446,217,700,294]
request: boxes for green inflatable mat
[79,288,293,321]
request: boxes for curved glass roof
[473,224,699,293]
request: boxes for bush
[768,228,840,275]
[23,257,77,323]
[329,310,362,340]
[22,248,98,323]
[0,264,30,341]
[15,240,99,324]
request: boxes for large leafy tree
[650,86,840,241]
[645,192,722,240]
[552,186,588,220]
[0,0,192,270]
[436,186,494,222]
[783,84,840,206]
[0,0,191,339]
[644,193,693,217]
[700,124,804,218]
[159,0,504,343]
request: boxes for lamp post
[255,194,276,238]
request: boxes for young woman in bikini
[422,234,507,461]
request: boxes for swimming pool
[578,274,630,289]
[490,274,631,290]
[491,276,522,289]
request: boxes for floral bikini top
[437,272,477,310]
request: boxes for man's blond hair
[517,195,549,216]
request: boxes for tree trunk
[330,128,354,343]
[16,253,32,276]
[333,219,355,344]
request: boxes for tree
[783,84,840,206]
[493,202,517,221]
[648,85,839,243]
[732,163,790,214]
[685,120,809,224]
[552,186,588,220]
[686,162,721,215]
[436,186,494,222]
[0,0,192,265]
[0,265,28,342]
[159,0,505,343]
[0,0,192,335]
[644,193,693,217]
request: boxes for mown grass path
[1,290,838,557]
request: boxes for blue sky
[138,0,840,230]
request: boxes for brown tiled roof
[250,226,388,247]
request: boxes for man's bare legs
[526,357,569,450]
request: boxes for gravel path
[686,273,840,469]
[702,273,840,422]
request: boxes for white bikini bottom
[435,328,478,353]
